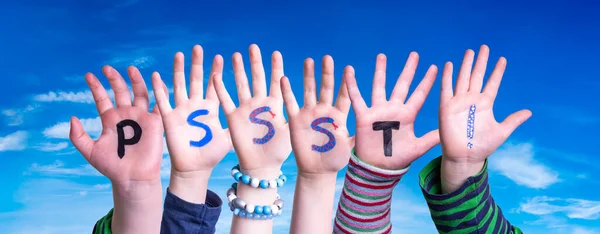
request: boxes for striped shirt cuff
[334,148,408,234]
[93,208,113,234]
[418,156,522,234]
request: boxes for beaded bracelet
[227,183,284,220]
[231,165,288,189]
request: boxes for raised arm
[334,53,440,233]
[71,66,164,234]
[152,45,231,234]
[213,44,291,234]
[281,56,354,234]
[420,45,530,233]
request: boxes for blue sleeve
[160,188,223,234]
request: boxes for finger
[390,52,419,103]
[151,72,172,115]
[280,76,300,116]
[189,45,204,100]
[206,54,224,101]
[482,57,507,100]
[454,49,475,94]
[416,129,440,159]
[500,109,532,139]
[469,45,490,93]
[406,65,438,112]
[213,72,236,114]
[440,62,454,105]
[85,73,114,115]
[127,66,149,111]
[303,58,317,107]
[269,51,284,99]
[69,116,94,162]
[102,65,132,107]
[318,55,335,106]
[153,79,170,116]
[173,52,188,106]
[334,66,351,115]
[371,53,387,106]
[249,44,267,97]
[344,66,368,113]
[232,52,252,103]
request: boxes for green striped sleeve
[418,156,522,234]
[93,209,113,234]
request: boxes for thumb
[69,116,94,162]
[416,129,440,159]
[500,109,532,139]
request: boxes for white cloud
[26,160,102,177]
[34,91,95,104]
[2,105,38,126]
[489,142,560,189]
[43,117,102,139]
[35,142,69,152]
[0,131,28,151]
[519,196,600,220]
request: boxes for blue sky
[1,0,599,233]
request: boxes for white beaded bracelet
[226,183,284,220]
[231,165,287,189]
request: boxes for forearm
[230,167,280,234]
[334,151,407,234]
[112,179,163,234]
[420,156,522,234]
[168,170,211,203]
[290,172,337,234]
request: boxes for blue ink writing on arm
[116,119,142,158]
[249,106,276,144]
[310,117,338,152]
[187,109,213,147]
[467,104,476,149]
[372,121,400,157]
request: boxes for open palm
[70,65,163,184]
[349,53,439,170]
[281,56,353,174]
[214,44,291,171]
[439,45,532,163]
[152,45,232,173]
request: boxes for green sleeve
[418,156,522,234]
[93,209,113,234]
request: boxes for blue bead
[233,208,240,216]
[263,206,271,215]
[241,175,251,184]
[261,215,268,220]
[239,211,246,217]
[259,180,269,189]
[276,179,284,187]
[268,214,274,219]
[280,175,287,182]
[234,172,243,181]
[254,206,263,214]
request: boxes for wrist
[440,157,485,194]
[297,172,337,188]
[112,179,162,201]
[169,169,212,204]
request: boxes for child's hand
[281,56,353,175]
[213,44,291,175]
[349,53,440,170]
[70,65,164,193]
[152,45,232,202]
[439,45,531,192]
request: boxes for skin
[283,56,354,234]
[213,44,290,234]
[439,45,532,194]
[348,53,440,169]
[69,65,164,234]
[151,45,232,204]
